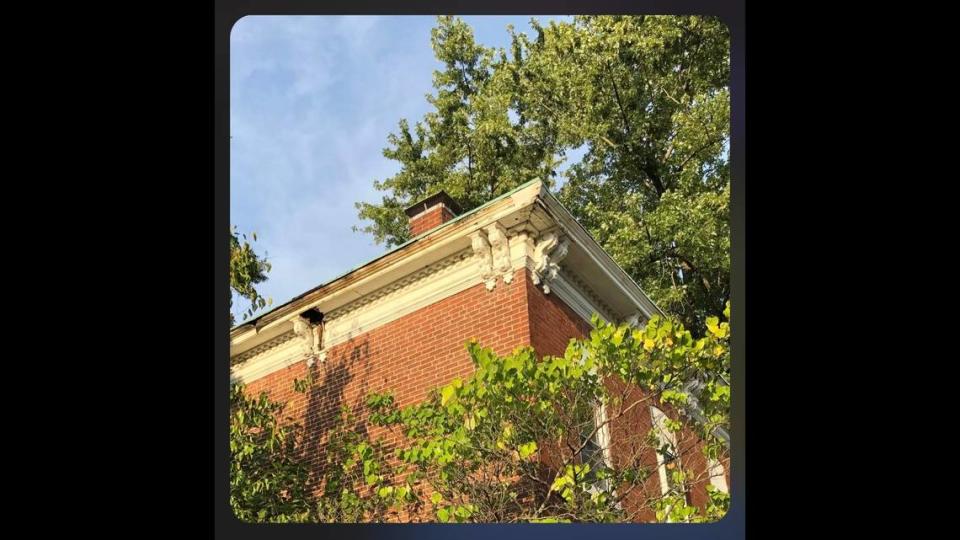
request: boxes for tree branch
[604,61,666,197]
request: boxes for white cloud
[229,16,559,321]
[230,17,441,318]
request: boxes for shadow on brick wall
[299,338,374,494]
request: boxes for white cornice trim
[229,258,617,385]
[232,330,297,365]
[230,181,545,349]
[231,332,304,384]
[324,250,472,321]
[322,249,478,350]
[231,249,483,384]
[536,194,663,319]
[549,268,618,325]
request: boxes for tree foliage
[229,383,312,522]
[229,375,415,523]
[355,15,729,331]
[364,304,730,522]
[230,305,730,523]
[313,404,417,522]
[230,226,272,325]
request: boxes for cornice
[232,330,297,366]
[230,179,665,384]
[325,249,473,321]
[557,266,621,323]
[230,332,304,384]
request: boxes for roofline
[230,178,544,337]
[536,189,664,319]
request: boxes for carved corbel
[292,316,322,364]
[509,224,538,267]
[486,222,513,284]
[470,230,498,290]
[532,231,570,294]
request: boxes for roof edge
[231,178,545,338]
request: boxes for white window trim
[585,402,614,495]
[650,406,681,497]
[594,402,613,469]
[707,457,728,494]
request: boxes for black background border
[214,2,746,538]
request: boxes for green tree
[230,227,272,325]
[230,306,730,523]
[364,304,731,523]
[230,377,417,523]
[355,16,729,331]
[313,405,417,522]
[230,383,313,522]
[354,16,566,246]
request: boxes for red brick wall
[244,267,533,499]
[408,205,457,237]
[598,378,661,521]
[525,272,593,358]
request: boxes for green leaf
[611,326,626,346]
[518,441,537,459]
[431,492,443,505]
[437,507,450,522]
[454,504,473,520]
[440,385,456,406]
[706,316,722,337]
[550,475,572,492]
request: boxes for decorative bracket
[486,222,513,284]
[470,229,498,290]
[292,316,323,365]
[531,231,569,294]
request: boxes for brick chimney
[404,190,462,237]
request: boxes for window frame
[707,457,728,494]
[649,405,683,497]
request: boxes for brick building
[229,179,728,521]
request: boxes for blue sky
[230,16,575,322]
